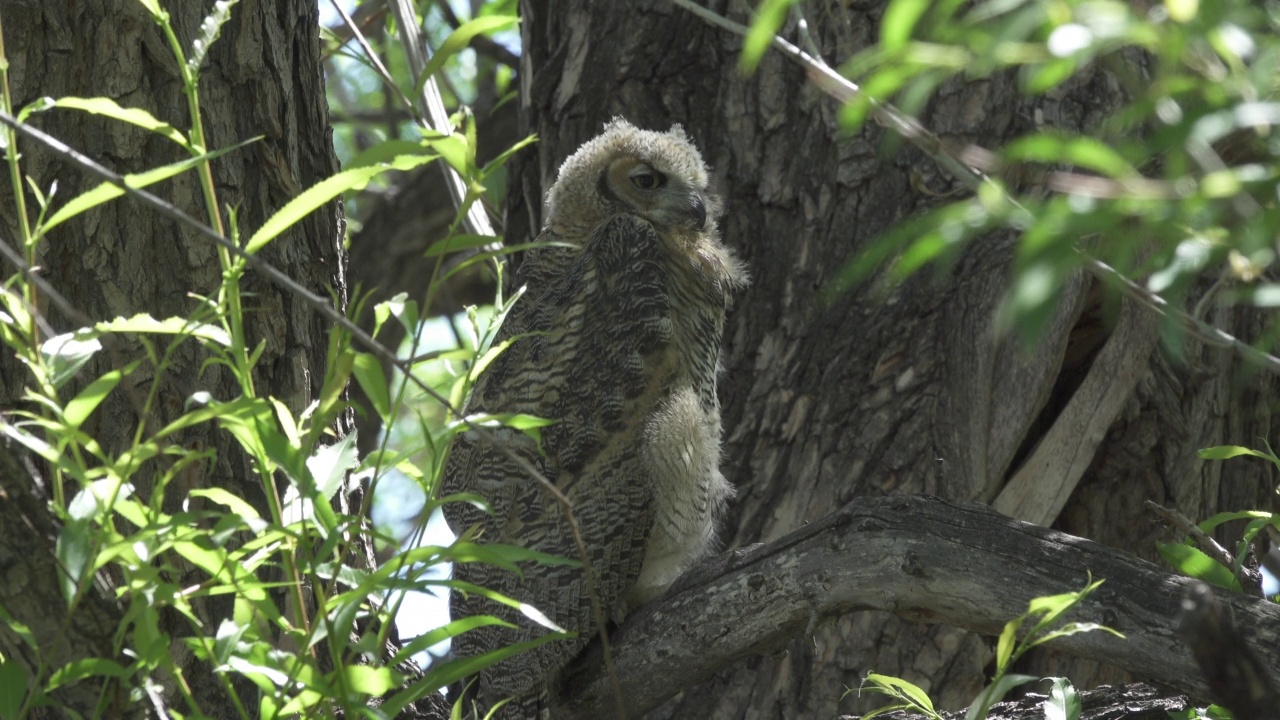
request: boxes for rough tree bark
[0,1,347,716]
[505,0,1276,716]
[553,496,1280,718]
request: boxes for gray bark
[553,496,1277,718]
[508,0,1276,716]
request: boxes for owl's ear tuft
[604,116,637,133]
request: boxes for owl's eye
[630,170,665,190]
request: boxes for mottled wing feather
[442,215,678,706]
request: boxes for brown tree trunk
[510,0,1275,716]
[0,1,345,715]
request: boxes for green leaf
[352,353,391,422]
[1196,509,1272,534]
[823,199,981,301]
[881,0,930,52]
[155,395,261,439]
[864,673,936,713]
[423,233,500,258]
[1002,133,1136,179]
[0,658,27,719]
[1156,543,1243,593]
[1043,677,1081,720]
[481,133,538,177]
[381,634,570,715]
[1026,590,1079,625]
[344,664,401,697]
[966,674,1037,720]
[0,423,90,484]
[994,615,1020,672]
[42,137,257,234]
[46,657,129,691]
[741,0,797,73]
[271,397,301,448]
[63,360,141,428]
[445,540,581,572]
[415,16,520,98]
[40,331,102,388]
[67,477,134,521]
[213,619,249,665]
[246,153,439,254]
[306,430,359,500]
[428,134,471,175]
[25,96,187,146]
[1198,445,1274,462]
[135,0,165,18]
[55,519,93,604]
[390,616,512,667]
[344,139,435,169]
[189,487,262,520]
[1031,622,1125,649]
[1026,577,1106,637]
[1022,58,1080,94]
[1165,0,1198,23]
[861,704,914,720]
[95,314,231,346]
[1007,259,1066,343]
[467,337,516,382]
[455,413,556,432]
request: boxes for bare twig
[386,0,496,240]
[327,0,415,115]
[670,0,1280,379]
[321,0,389,60]
[1145,500,1263,598]
[0,240,83,333]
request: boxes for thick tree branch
[672,0,1280,379]
[552,495,1280,718]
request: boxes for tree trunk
[510,0,1275,716]
[0,1,344,715]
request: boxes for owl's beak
[689,193,707,229]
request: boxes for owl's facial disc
[606,157,707,230]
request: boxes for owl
[442,118,747,718]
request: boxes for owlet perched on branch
[442,118,746,718]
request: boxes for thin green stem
[0,15,33,262]
[0,13,67,510]
[158,19,254,398]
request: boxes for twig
[321,1,389,61]
[1145,500,1264,598]
[327,0,415,115]
[670,0,1280,379]
[0,240,82,334]
[386,0,495,240]
[1145,502,1236,569]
